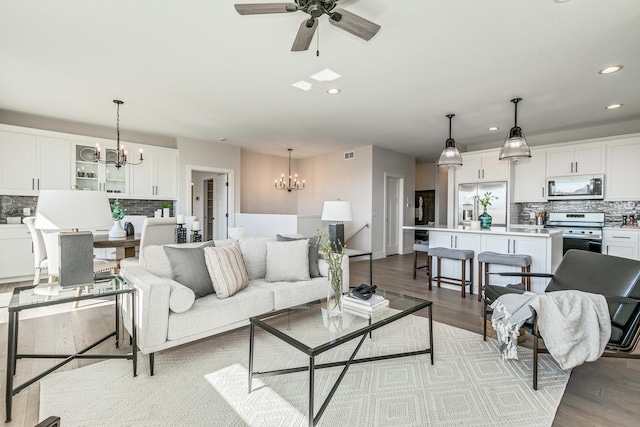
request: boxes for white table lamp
[321,200,352,251]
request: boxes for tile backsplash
[515,200,640,228]
[0,195,173,223]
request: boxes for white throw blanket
[529,290,611,370]
[490,292,538,360]
[491,290,611,369]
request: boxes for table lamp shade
[321,201,353,222]
[34,190,113,230]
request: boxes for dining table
[93,234,141,260]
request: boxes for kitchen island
[403,225,563,293]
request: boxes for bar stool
[477,251,532,302]
[428,247,474,298]
[413,243,430,280]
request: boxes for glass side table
[4,275,137,422]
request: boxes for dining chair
[119,217,177,269]
[40,230,118,282]
[23,216,48,285]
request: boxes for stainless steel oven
[546,212,604,254]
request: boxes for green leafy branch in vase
[475,192,498,209]
[111,199,126,221]
[313,228,346,311]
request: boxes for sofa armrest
[121,266,172,354]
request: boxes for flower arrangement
[313,228,346,316]
[475,192,498,209]
[111,199,126,221]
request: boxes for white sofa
[121,236,349,374]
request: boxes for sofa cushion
[277,234,321,277]
[238,237,274,280]
[252,277,328,310]
[166,284,274,341]
[204,243,250,299]
[164,242,216,298]
[265,240,310,282]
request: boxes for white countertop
[403,224,563,238]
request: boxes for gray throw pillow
[277,234,321,277]
[163,241,215,298]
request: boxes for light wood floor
[1,253,639,426]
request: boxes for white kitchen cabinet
[129,145,178,199]
[0,226,35,284]
[0,131,71,195]
[513,148,546,202]
[456,150,510,184]
[73,143,129,196]
[428,231,481,291]
[482,234,548,291]
[605,136,640,201]
[603,229,639,260]
[545,143,604,177]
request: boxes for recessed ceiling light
[599,65,623,75]
[219,137,227,142]
[488,126,499,131]
[327,88,341,95]
[553,0,571,3]
[310,68,341,82]
[606,104,623,110]
[292,80,312,91]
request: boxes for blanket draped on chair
[490,292,537,359]
[491,290,611,369]
[529,290,611,370]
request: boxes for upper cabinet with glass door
[73,143,129,196]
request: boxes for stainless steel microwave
[547,174,604,200]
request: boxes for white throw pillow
[265,240,310,282]
[203,243,250,299]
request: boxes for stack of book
[342,293,389,315]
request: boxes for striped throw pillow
[203,243,249,299]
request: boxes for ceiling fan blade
[234,3,297,15]
[291,19,318,52]
[329,8,380,41]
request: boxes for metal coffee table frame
[4,276,137,422]
[248,290,433,427]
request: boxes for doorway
[203,174,228,240]
[384,174,404,256]
[188,165,233,241]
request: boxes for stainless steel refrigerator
[457,181,508,226]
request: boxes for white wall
[297,146,373,252]
[372,146,416,257]
[176,137,241,223]
[240,149,299,214]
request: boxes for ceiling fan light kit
[235,1,381,52]
[499,98,531,161]
[437,114,463,168]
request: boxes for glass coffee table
[248,289,433,427]
[4,275,137,422]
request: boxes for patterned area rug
[40,315,570,426]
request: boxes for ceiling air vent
[344,151,355,160]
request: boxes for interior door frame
[186,165,235,229]
[383,173,404,257]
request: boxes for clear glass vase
[327,268,343,317]
[479,207,492,229]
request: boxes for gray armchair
[483,249,640,389]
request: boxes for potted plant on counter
[475,192,498,229]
